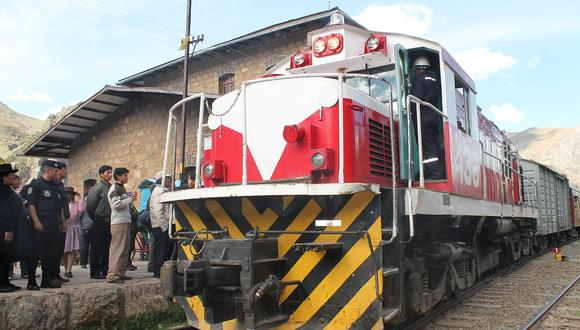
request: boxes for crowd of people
[0,161,174,292]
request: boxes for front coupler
[161,237,288,328]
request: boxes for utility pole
[180,0,192,183]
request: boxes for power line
[14,0,182,44]
[82,0,183,33]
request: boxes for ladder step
[381,308,400,323]
[383,267,399,277]
[382,228,393,235]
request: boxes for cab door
[395,44,419,181]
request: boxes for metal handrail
[162,93,211,239]
[482,150,538,209]
[236,72,398,243]
[162,74,399,242]
[163,73,399,242]
[233,72,398,184]
[405,95,446,239]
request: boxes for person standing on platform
[106,167,135,284]
[150,171,172,278]
[0,163,22,292]
[410,56,443,180]
[79,179,96,268]
[26,160,65,288]
[17,184,41,290]
[86,165,113,280]
[63,187,84,278]
[52,162,70,284]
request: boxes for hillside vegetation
[510,127,580,188]
[0,101,48,182]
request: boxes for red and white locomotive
[160,12,579,329]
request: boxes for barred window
[219,73,235,94]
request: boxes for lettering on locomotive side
[450,126,483,198]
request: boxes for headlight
[313,38,326,54]
[203,163,214,177]
[327,36,341,51]
[293,52,305,65]
[366,36,380,51]
[311,152,325,168]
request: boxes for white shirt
[149,185,169,232]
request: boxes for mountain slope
[510,127,580,188]
[0,101,47,158]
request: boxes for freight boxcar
[521,159,575,243]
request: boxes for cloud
[527,56,540,68]
[488,103,524,124]
[354,3,433,36]
[453,48,516,80]
[11,88,54,103]
[437,16,580,50]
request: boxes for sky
[1,0,579,132]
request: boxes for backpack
[137,185,155,230]
[138,205,151,230]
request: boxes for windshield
[346,64,397,104]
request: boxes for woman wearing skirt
[64,187,84,278]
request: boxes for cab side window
[455,79,470,134]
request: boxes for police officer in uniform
[410,56,444,180]
[26,160,65,288]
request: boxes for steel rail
[520,274,580,330]
[399,252,545,330]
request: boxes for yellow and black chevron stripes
[278,192,376,304]
[173,191,383,329]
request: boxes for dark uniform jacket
[13,185,36,260]
[86,180,112,222]
[0,184,17,252]
[410,71,439,107]
[26,177,63,222]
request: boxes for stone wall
[0,279,168,329]
[67,94,182,192]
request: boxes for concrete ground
[10,260,153,289]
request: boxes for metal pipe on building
[179,0,192,182]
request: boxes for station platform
[0,261,170,329]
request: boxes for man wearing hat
[0,163,23,292]
[26,160,65,288]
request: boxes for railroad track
[522,274,580,329]
[399,240,580,329]
[397,255,538,330]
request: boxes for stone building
[24,8,362,192]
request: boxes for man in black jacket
[26,160,64,288]
[410,56,443,180]
[86,165,113,279]
[0,163,22,292]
